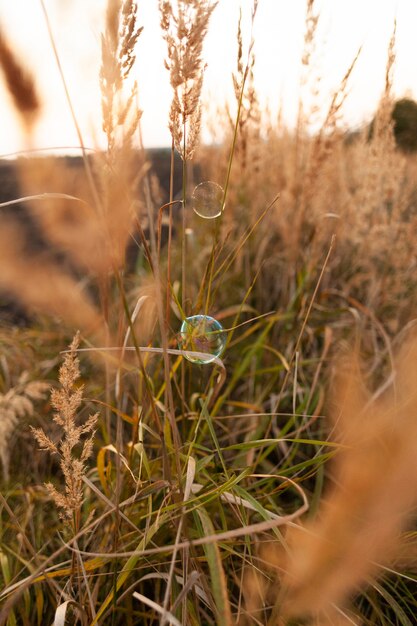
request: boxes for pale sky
[0,0,415,156]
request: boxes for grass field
[0,1,417,624]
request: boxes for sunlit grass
[0,1,417,625]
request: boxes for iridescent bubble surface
[179,315,226,364]
[192,181,224,219]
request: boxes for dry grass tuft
[160,0,217,159]
[32,333,98,523]
[100,0,143,152]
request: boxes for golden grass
[0,1,417,624]
[160,0,217,159]
[32,333,98,525]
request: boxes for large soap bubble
[192,181,224,219]
[179,315,226,364]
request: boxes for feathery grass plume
[18,148,142,284]
[0,372,48,481]
[0,28,40,132]
[100,0,143,152]
[298,48,361,272]
[32,333,98,523]
[159,0,217,159]
[255,345,417,624]
[306,46,361,194]
[98,0,146,271]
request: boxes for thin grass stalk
[142,177,182,463]
[73,538,96,620]
[272,235,336,417]
[179,126,189,433]
[137,123,183,475]
[38,0,103,221]
[114,271,170,478]
[181,123,187,313]
[166,137,176,324]
[212,194,279,293]
[0,492,65,600]
[204,4,258,316]
[39,1,115,449]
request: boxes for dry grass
[32,333,98,525]
[160,0,217,159]
[0,1,417,624]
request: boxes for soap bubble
[179,315,226,364]
[192,181,224,219]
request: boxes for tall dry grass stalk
[100,0,143,153]
[32,333,98,525]
[248,341,417,624]
[230,2,260,179]
[159,0,217,160]
[96,0,147,328]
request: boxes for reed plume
[98,0,146,273]
[32,333,98,523]
[159,0,217,159]
[100,0,143,152]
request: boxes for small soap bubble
[179,315,226,364]
[192,181,224,219]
